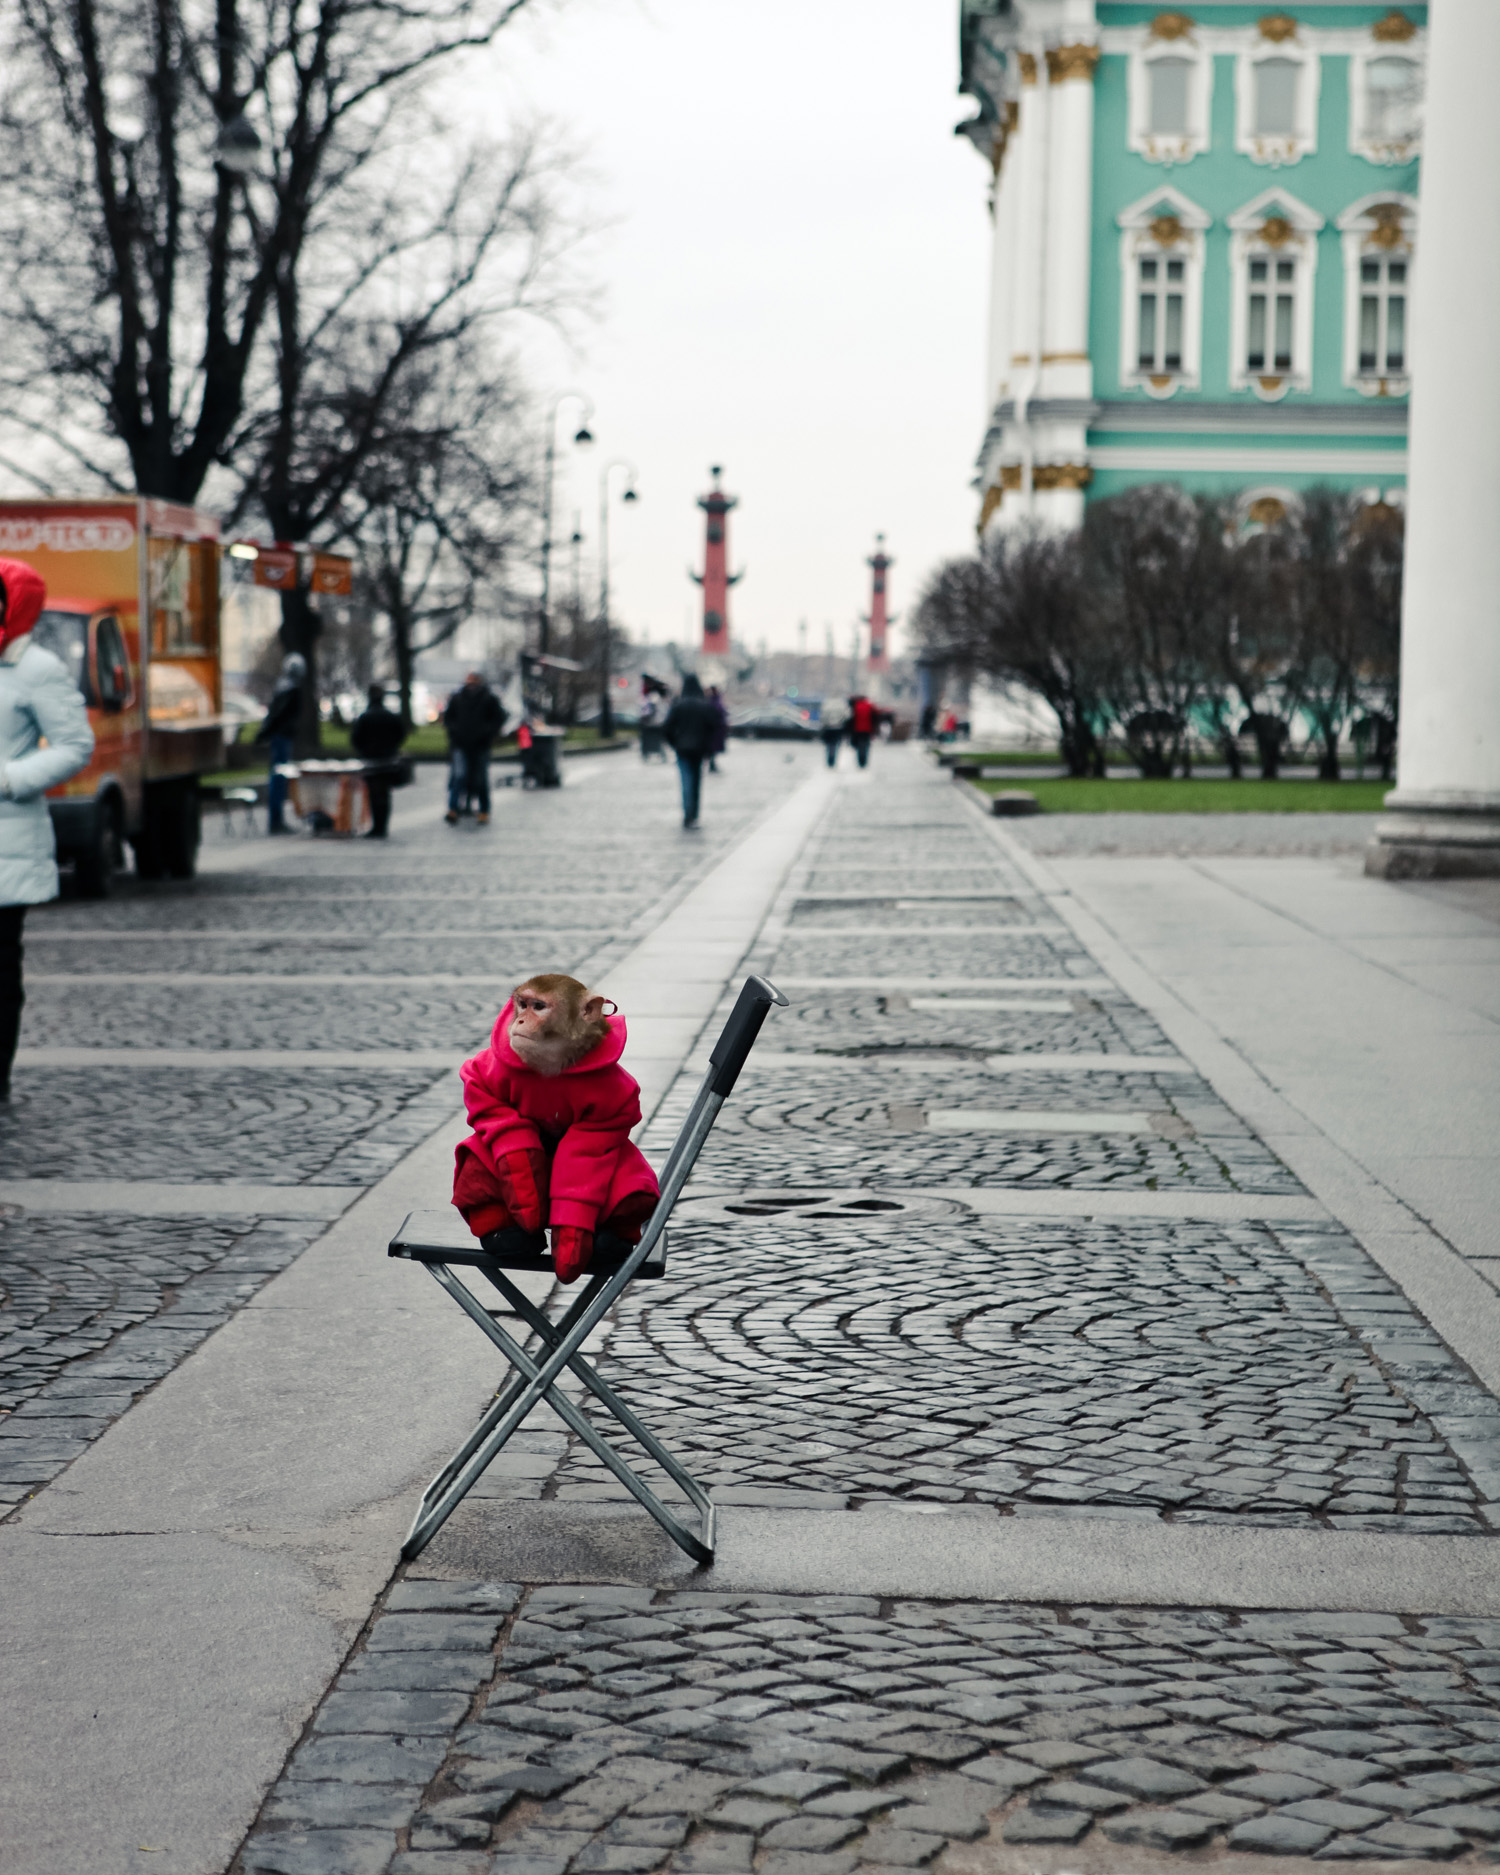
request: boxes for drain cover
[676,1188,967,1226]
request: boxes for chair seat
[388,1209,666,1278]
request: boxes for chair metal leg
[402,1263,713,1565]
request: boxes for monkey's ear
[582,995,609,1022]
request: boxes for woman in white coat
[0,559,95,1098]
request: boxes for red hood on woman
[0,559,47,649]
[486,998,628,1074]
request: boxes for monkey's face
[508,985,609,1077]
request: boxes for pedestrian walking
[638,677,669,761]
[0,560,95,1099]
[848,692,878,769]
[706,684,729,775]
[444,671,505,825]
[819,700,847,769]
[350,683,406,839]
[256,652,305,832]
[662,674,717,829]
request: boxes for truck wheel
[163,781,200,879]
[74,798,125,899]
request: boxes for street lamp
[539,392,593,664]
[215,112,263,175]
[598,460,639,741]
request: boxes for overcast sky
[481,0,990,657]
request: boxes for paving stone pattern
[0,752,816,1514]
[764,990,1173,1058]
[1010,811,1383,860]
[0,1213,321,1509]
[548,1215,1500,1529]
[235,1582,1500,1875]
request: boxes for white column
[987,112,1020,409]
[1007,50,1048,522]
[1039,39,1097,405]
[1368,0,1500,876]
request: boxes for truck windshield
[33,611,88,692]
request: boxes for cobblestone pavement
[0,1213,321,1508]
[237,1581,1500,1875]
[551,1214,1500,1530]
[229,752,1500,1874]
[0,751,816,1516]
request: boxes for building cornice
[1091,399,1408,434]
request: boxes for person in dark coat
[255,652,305,832]
[350,683,406,838]
[444,672,505,825]
[706,684,729,774]
[661,674,717,829]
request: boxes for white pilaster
[987,118,1020,408]
[1039,35,1098,405]
[1369,0,1500,876]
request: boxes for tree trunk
[278,585,323,758]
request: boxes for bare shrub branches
[915,486,1405,778]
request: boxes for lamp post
[539,393,593,661]
[597,460,639,741]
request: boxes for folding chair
[389,974,788,1564]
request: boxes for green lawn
[974,776,1391,813]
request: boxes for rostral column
[692,466,740,656]
[866,534,894,676]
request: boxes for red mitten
[497,1149,549,1233]
[552,1226,594,1285]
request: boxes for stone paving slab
[233,1582,1500,1875]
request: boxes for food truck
[0,498,226,893]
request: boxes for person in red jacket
[848,693,878,769]
[452,979,660,1283]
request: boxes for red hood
[489,997,628,1074]
[0,559,46,649]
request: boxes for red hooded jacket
[457,1000,659,1232]
[0,559,48,650]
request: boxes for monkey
[506,974,612,1077]
[452,974,659,1283]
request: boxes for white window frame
[1227,189,1324,400]
[1117,186,1209,398]
[1347,42,1424,166]
[1338,193,1417,397]
[1235,34,1320,167]
[1127,29,1212,166]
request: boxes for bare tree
[1083,487,1230,779]
[0,0,583,747]
[330,343,535,728]
[915,527,1110,776]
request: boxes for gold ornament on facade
[1046,42,1102,84]
[1017,50,1038,85]
[1257,375,1286,396]
[1150,12,1196,40]
[1150,214,1184,247]
[977,486,1004,533]
[1372,9,1417,41]
[1032,463,1093,491]
[1368,202,1406,250]
[1149,374,1175,392]
[1247,496,1288,526]
[1000,464,1024,491]
[1258,13,1299,41]
[1259,214,1295,247]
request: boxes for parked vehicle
[0,499,227,894]
[728,703,818,742]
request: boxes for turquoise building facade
[960,3,1424,531]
